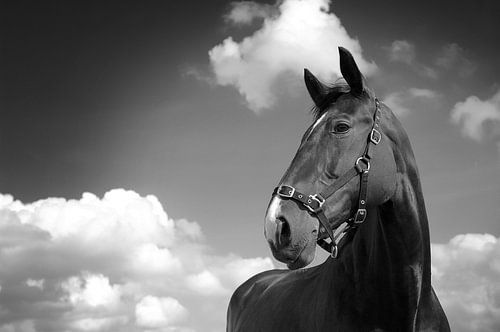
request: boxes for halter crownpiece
[273,98,382,258]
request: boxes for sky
[0,0,499,331]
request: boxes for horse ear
[338,47,365,95]
[304,68,329,107]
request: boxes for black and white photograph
[1,1,499,331]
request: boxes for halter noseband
[273,98,382,258]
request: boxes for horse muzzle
[264,196,316,268]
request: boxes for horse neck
[328,121,432,327]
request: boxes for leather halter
[273,98,382,258]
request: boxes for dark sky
[1,0,226,198]
[1,0,499,258]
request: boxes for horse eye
[333,122,350,133]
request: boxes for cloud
[61,273,121,308]
[209,0,377,112]
[186,270,227,296]
[70,317,129,332]
[383,87,439,116]
[25,279,44,290]
[450,89,500,142]
[135,296,188,329]
[385,40,415,65]
[225,1,275,25]
[407,88,438,99]
[384,40,476,80]
[1,190,499,331]
[181,65,215,86]
[384,40,437,79]
[0,189,274,332]
[0,320,36,332]
[431,233,500,332]
[435,43,476,78]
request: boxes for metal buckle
[306,194,325,213]
[354,209,367,223]
[370,128,381,145]
[355,157,371,173]
[331,244,338,258]
[277,185,295,198]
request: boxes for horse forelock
[310,83,379,122]
[310,82,350,120]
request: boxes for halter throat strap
[273,98,382,258]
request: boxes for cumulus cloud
[0,189,274,332]
[61,273,121,308]
[225,1,275,25]
[384,87,439,116]
[384,40,476,80]
[209,0,377,112]
[186,270,227,296]
[432,233,500,332]
[0,320,36,332]
[69,316,129,332]
[385,40,415,65]
[26,279,44,290]
[435,43,476,78]
[1,189,499,331]
[450,89,500,144]
[384,40,437,79]
[135,295,188,329]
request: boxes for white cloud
[435,43,476,78]
[432,233,500,332]
[384,40,476,80]
[9,190,176,247]
[1,190,499,331]
[0,189,274,332]
[225,1,275,25]
[209,0,377,112]
[61,273,121,308]
[25,279,44,290]
[385,40,415,65]
[384,87,439,116]
[70,316,129,332]
[219,256,274,286]
[131,243,183,275]
[186,270,227,296]
[408,88,437,99]
[384,40,437,79]
[0,320,36,332]
[135,296,188,329]
[450,89,500,142]
[175,218,203,240]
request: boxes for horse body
[227,47,450,331]
[229,199,448,331]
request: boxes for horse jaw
[286,235,317,270]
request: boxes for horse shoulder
[227,269,287,332]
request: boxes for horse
[226,47,450,331]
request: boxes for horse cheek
[369,141,397,205]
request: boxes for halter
[273,98,382,258]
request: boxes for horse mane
[310,79,350,120]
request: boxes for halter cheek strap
[273,98,382,258]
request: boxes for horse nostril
[276,217,291,247]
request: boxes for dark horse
[227,47,450,331]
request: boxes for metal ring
[331,245,338,258]
[355,157,370,173]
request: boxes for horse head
[264,47,397,269]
